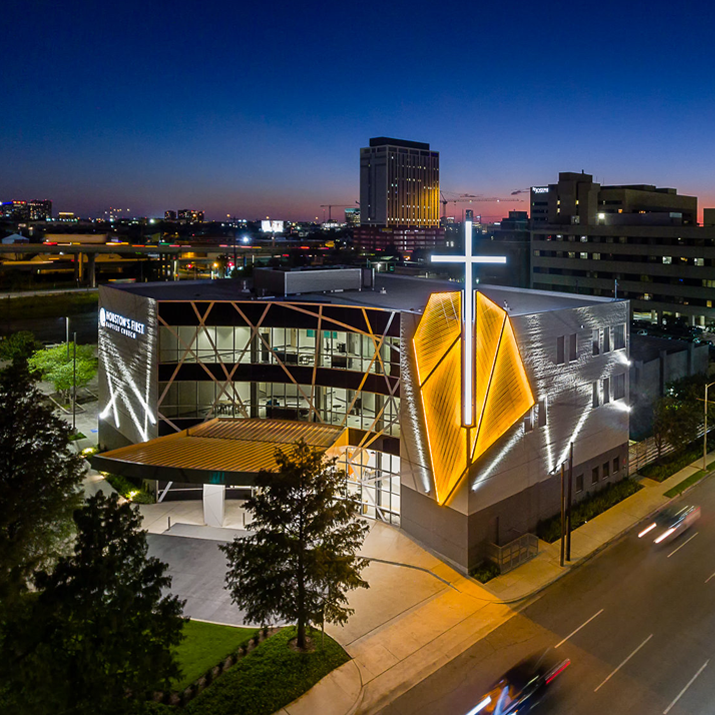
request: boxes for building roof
[106,274,618,316]
[630,334,701,363]
[91,418,348,486]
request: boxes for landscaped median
[151,621,350,714]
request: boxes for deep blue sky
[3,0,715,221]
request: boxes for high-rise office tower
[360,137,440,228]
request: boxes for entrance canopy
[91,418,350,486]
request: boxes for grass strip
[185,626,350,715]
[663,460,715,498]
[173,620,257,691]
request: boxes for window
[695,258,704,266]
[569,333,577,361]
[592,466,599,484]
[613,324,626,350]
[592,329,600,356]
[602,377,610,404]
[538,398,547,427]
[580,252,588,259]
[592,381,600,408]
[576,474,584,493]
[663,256,672,264]
[613,456,620,473]
[603,327,611,353]
[603,461,610,479]
[613,373,626,400]
[556,336,565,364]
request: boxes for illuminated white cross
[431,220,507,426]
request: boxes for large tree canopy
[221,440,369,650]
[0,492,185,715]
[0,362,84,612]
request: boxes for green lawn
[184,626,350,715]
[663,459,715,498]
[174,620,258,691]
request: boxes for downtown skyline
[4,0,715,221]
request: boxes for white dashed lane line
[663,660,709,715]
[555,609,604,649]
[667,532,699,558]
[594,634,653,693]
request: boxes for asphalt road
[380,474,715,715]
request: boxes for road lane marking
[663,660,708,714]
[593,634,653,692]
[667,532,699,558]
[705,571,715,584]
[555,609,604,648]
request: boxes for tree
[220,440,369,650]
[0,362,84,613]
[652,395,702,458]
[0,330,42,363]
[28,341,97,402]
[0,492,186,715]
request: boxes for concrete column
[202,484,225,527]
[87,252,96,288]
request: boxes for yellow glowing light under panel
[418,339,467,505]
[473,316,535,461]
[414,290,535,506]
[474,294,507,439]
[413,292,461,385]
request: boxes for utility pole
[566,443,574,561]
[72,332,77,434]
[66,316,70,360]
[560,462,566,567]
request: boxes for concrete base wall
[402,441,629,573]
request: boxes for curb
[486,467,715,605]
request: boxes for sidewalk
[277,450,715,715]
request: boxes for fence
[488,533,539,574]
[629,425,711,475]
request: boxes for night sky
[4,0,715,221]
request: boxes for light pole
[704,380,715,471]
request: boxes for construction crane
[440,192,522,219]
[319,202,358,222]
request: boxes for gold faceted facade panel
[418,339,468,504]
[413,292,461,385]
[413,292,535,505]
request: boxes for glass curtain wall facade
[155,300,402,524]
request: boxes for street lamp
[704,380,715,471]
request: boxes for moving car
[638,505,700,544]
[468,653,570,714]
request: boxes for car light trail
[638,523,656,538]
[654,527,676,544]
[465,695,491,714]
[545,658,571,684]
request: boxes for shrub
[471,561,501,583]
[104,473,154,504]
[536,478,642,543]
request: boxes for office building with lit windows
[356,137,443,253]
[530,172,715,326]
[93,269,629,572]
